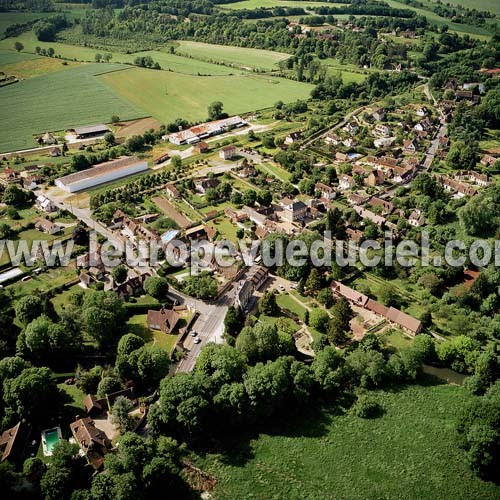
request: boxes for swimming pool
[41,427,62,456]
[161,229,179,243]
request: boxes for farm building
[71,124,110,139]
[55,156,148,193]
[167,116,246,145]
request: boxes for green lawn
[220,0,335,10]
[99,66,313,127]
[0,63,145,152]
[127,314,179,354]
[7,266,78,299]
[276,292,308,321]
[258,162,292,182]
[175,40,290,71]
[196,383,500,500]
[58,382,86,410]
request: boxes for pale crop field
[175,40,291,71]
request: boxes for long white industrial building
[55,156,148,193]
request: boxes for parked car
[190,331,197,337]
[194,337,201,344]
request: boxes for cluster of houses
[331,280,423,335]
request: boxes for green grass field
[99,66,313,125]
[196,383,500,500]
[426,0,500,16]
[0,63,145,152]
[175,41,290,71]
[219,0,336,10]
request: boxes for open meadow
[196,383,500,500]
[219,0,336,10]
[174,41,290,71]
[0,63,145,152]
[98,67,314,125]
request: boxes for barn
[72,124,110,139]
[55,156,148,193]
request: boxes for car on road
[193,337,201,344]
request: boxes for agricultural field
[174,41,291,71]
[99,66,314,126]
[219,0,336,10]
[0,54,80,79]
[426,0,500,16]
[385,0,496,39]
[196,383,500,500]
[0,63,145,152]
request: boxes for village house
[403,138,419,153]
[238,165,257,178]
[331,280,423,335]
[315,182,336,200]
[284,131,302,145]
[480,154,497,167]
[389,165,417,184]
[22,175,41,190]
[34,218,61,235]
[347,193,368,205]
[335,152,350,162]
[455,171,490,187]
[234,266,268,311]
[408,209,425,227]
[373,137,396,148]
[444,77,458,91]
[242,205,268,227]
[194,177,220,194]
[455,90,480,104]
[414,117,433,133]
[165,183,180,199]
[415,106,428,117]
[219,145,237,160]
[339,175,355,191]
[343,137,357,148]
[372,108,386,121]
[1,167,20,185]
[343,122,359,135]
[368,196,394,214]
[374,124,391,137]
[147,308,180,334]
[353,205,386,226]
[224,207,249,223]
[36,194,56,213]
[0,422,26,464]
[365,170,385,187]
[279,198,308,222]
[185,224,208,242]
[437,175,477,197]
[325,132,341,146]
[41,132,57,145]
[70,417,112,469]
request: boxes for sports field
[99,67,313,124]
[0,63,145,152]
[197,383,500,500]
[175,41,291,71]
